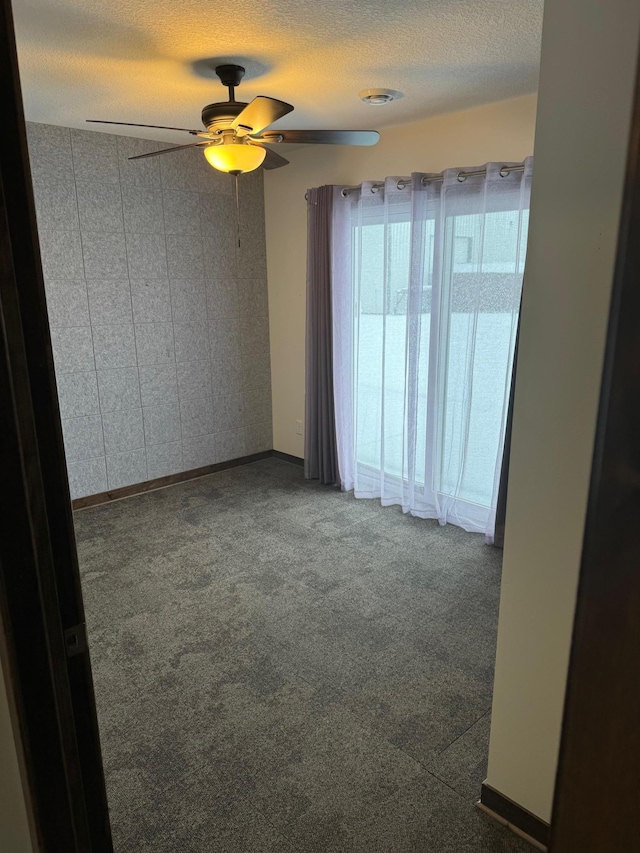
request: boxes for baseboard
[479,783,550,849]
[72,451,273,509]
[271,450,304,467]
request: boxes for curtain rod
[337,163,526,198]
[303,163,526,201]
[304,163,524,199]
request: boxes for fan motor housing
[201,101,248,132]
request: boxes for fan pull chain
[235,174,241,249]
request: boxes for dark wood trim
[480,784,550,848]
[548,30,640,853]
[272,450,305,467]
[72,451,273,509]
[0,0,112,847]
[72,450,307,510]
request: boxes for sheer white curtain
[332,160,532,538]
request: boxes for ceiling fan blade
[231,96,294,137]
[253,129,380,146]
[261,147,290,170]
[129,141,210,160]
[87,120,202,135]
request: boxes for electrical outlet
[296,420,303,436]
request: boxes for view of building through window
[352,205,528,511]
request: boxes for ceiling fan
[87,64,380,175]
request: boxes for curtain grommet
[340,188,349,198]
[457,172,467,182]
[499,167,510,178]
[397,180,408,191]
[371,186,379,193]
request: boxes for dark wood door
[0,0,113,848]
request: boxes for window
[333,164,532,536]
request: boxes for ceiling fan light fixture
[203,141,266,174]
[91,63,381,173]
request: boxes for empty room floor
[76,458,531,852]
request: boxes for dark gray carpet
[75,458,531,852]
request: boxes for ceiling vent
[359,88,402,105]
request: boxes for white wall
[0,653,33,853]
[264,94,538,457]
[486,0,640,823]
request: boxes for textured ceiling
[13,0,544,144]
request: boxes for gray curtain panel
[304,186,339,484]
[493,305,522,548]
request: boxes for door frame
[549,30,640,853]
[2,0,640,842]
[0,0,112,848]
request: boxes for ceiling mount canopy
[86,63,380,175]
[215,62,245,91]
